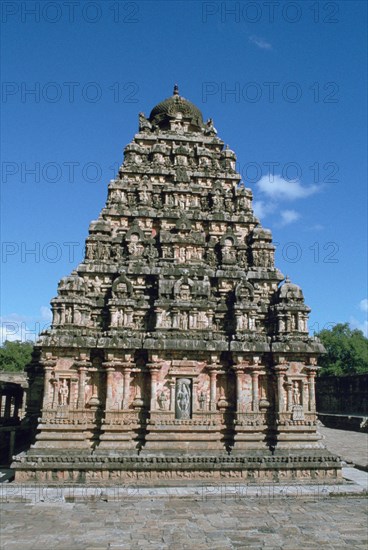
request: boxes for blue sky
[1,0,367,342]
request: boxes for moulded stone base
[98,434,140,451]
[143,426,225,452]
[275,429,324,449]
[143,411,226,452]
[32,428,94,450]
[232,432,268,451]
[99,428,141,450]
[11,449,342,484]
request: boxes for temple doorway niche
[175,378,192,419]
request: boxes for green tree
[0,340,33,372]
[317,323,368,376]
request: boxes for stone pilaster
[42,363,54,408]
[274,364,288,413]
[303,380,309,412]
[122,365,132,410]
[169,379,176,412]
[232,364,245,412]
[102,361,115,410]
[75,356,90,410]
[307,367,318,413]
[207,364,219,411]
[251,369,260,412]
[147,363,161,412]
[286,382,293,412]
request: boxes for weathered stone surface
[12,87,337,481]
[1,496,367,550]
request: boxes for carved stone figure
[198,391,206,410]
[158,390,168,411]
[204,118,217,135]
[65,307,72,324]
[59,380,69,406]
[197,311,209,329]
[178,311,188,330]
[222,238,236,264]
[175,379,191,419]
[293,381,301,405]
[128,235,144,257]
[139,112,152,132]
[152,194,162,208]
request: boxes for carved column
[274,365,288,412]
[303,380,309,412]
[88,368,101,409]
[207,365,219,411]
[43,365,53,408]
[52,379,58,408]
[60,304,65,323]
[286,382,293,412]
[106,367,115,409]
[300,380,306,409]
[102,360,115,410]
[192,379,199,412]
[307,368,318,412]
[233,365,244,412]
[75,358,89,409]
[148,364,161,412]
[251,370,259,412]
[122,366,132,410]
[169,379,176,412]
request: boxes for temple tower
[14,87,340,482]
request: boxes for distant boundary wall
[316,374,368,432]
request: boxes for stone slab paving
[318,426,368,470]
[0,495,367,549]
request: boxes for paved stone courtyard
[0,495,367,549]
[318,425,368,470]
[0,427,367,549]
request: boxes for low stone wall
[316,374,368,432]
[317,413,368,433]
[316,374,368,415]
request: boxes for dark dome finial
[149,88,203,129]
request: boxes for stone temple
[13,86,341,482]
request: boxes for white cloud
[359,299,368,313]
[256,174,319,201]
[253,200,276,219]
[249,36,272,50]
[350,317,368,338]
[279,209,301,226]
